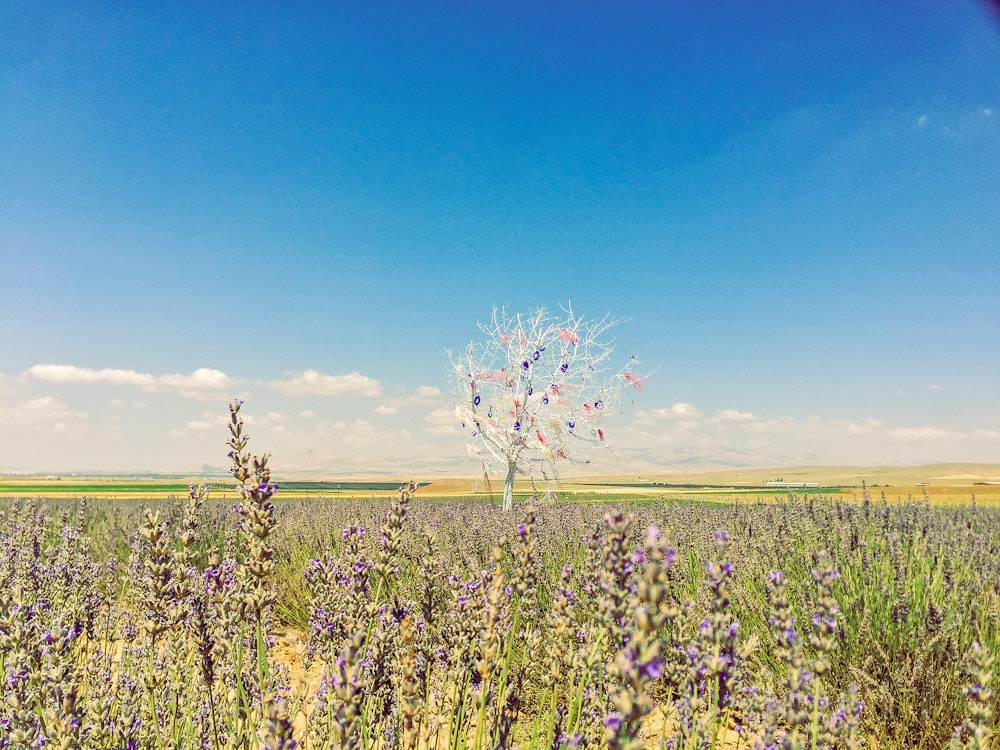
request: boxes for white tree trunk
[503,461,516,512]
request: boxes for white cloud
[28,364,156,388]
[618,401,1000,469]
[711,409,756,422]
[846,418,881,435]
[342,420,379,445]
[633,403,702,426]
[26,364,236,399]
[377,385,443,414]
[424,406,462,435]
[0,396,84,426]
[661,403,700,418]
[111,399,147,409]
[169,410,231,436]
[983,108,994,117]
[5,367,997,474]
[158,368,234,397]
[885,426,960,441]
[313,418,381,445]
[917,115,929,127]
[268,369,382,397]
[928,384,942,391]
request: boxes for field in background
[3,461,999,505]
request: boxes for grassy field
[2,480,997,749]
[4,461,999,506]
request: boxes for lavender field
[1,405,997,749]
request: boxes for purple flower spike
[642,659,663,680]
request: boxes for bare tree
[448,304,643,511]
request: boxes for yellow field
[3,462,999,506]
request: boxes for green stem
[473,678,489,750]
[357,575,387,748]
[566,659,590,739]
[147,637,164,749]
[256,618,269,708]
[234,632,249,746]
[810,676,821,750]
[544,682,559,750]
[488,607,520,748]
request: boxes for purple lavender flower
[642,658,663,680]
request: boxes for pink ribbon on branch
[558,328,579,343]
[623,371,648,391]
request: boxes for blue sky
[2,1,999,477]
